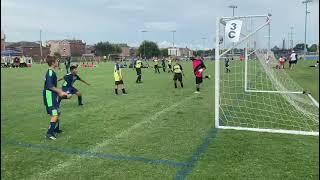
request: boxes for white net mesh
[217,16,319,135]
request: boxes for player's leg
[179,74,183,88]
[118,81,127,94]
[54,110,63,134]
[173,74,178,88]
[138,69,142,83]
[75,91,83,106]
[195,77,202,93]
[115,82,119,95]
[47,114,59,140]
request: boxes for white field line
[29,94,196,180]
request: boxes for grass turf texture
[1,60,318,179]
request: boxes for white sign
[225,20,242,43]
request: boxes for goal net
[215,15,319,136]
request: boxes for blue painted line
[2,139,189,168]
[175,128,219,180]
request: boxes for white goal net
[215,14,319,136]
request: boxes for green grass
[1,60,318,179]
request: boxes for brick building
[168,47,193,57]
[47,39,86,57]
[5,41,50,60]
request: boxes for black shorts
[289,60,297,64]
[168,65,172,69]
[173,73,183,81]
[62,86,78,95]
[115,80,124,85]
[136,68,141,75]
[196,77,203,84]
[43,90,61,116]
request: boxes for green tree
[94,42,122,56]
[53,52,61,58]
[308,44,318,52]
[160,48,169,57]
[293,43,308,51]
[138,41,161,58]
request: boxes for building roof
[47,39,85,44]
[6,41,40,48]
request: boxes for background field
[1,60,319,179]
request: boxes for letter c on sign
[228,31,235,39]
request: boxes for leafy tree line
[94,42,122,56]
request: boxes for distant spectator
[289,50,297,69]
[279,56,285,69]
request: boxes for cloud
[144,22,178,31]
[1,0,319,47]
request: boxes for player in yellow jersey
[172,59,184,88]
[135,58,143,83]
[114,59,127,95]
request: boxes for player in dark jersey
[58,65,90,106]
[43,56,70,140]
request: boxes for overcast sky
[1,0,319,49]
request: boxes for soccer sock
[174,82,177,88]
[55,120,60,131]
[115,89,118,94]
[122,88,126,94]
[180,82,184,88]
[78,96,82,105]
[47,122,56,135]
[196,87,200,91]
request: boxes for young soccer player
[173,59,184,88]
[225,58,231,72]
[191,57,210,93]
[58,65,90,106]
[114,59,127,95]
[167,57,173,73]
[135,58,143,83]
[43,56,70,140]
[279,56,285,69]
[289,50,297,69]
[64,56,71,73]
[154,58,160,73]
[161,58,166,72]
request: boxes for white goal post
[215,14,319,136]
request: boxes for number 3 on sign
[225,20,242,43]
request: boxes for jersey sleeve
[76,75,81,80]
[179,64,183,70]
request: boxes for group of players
[43,55,210,140]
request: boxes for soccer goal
[215,14,319,136]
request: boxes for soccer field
[1,60,319,179]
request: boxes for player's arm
[80,79,90,85]
[180,64,185,76]
[58,77,64,81]
[46,76,68,97]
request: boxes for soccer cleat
[194,91,200,94]
[122,93,128,95]
[46,133,57,140]
[79,103,84,106]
